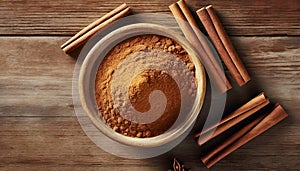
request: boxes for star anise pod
[168,157,191,171]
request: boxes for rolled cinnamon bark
[196,93,270,146]
[169,2,231,92]
[206,5,250,85]
[61,3,131,54]
[177,0,231,91]
[197,7,245,86]
[203,104,288,168]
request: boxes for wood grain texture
[0,0,299,170]
[0,0,299,35]
[0,116,298,170]
[0,37,74,117]
[232,36,300,116]
[1,37,299,117]
[0,36,299,170]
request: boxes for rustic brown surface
[0,0,299,35]
[0,0,299,170]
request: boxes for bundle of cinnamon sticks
[169,1,231,93]
[61,3,131,54]
[169,0,250,92]
[194,92,288,168]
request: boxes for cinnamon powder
[95,34,197,138]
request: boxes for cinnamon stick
[61,4,131,54]
[206,5,250,84]
[169,3,231,93]
[201,112,267,165]
[197,98,269,146]
[197,7,244,86]
[203,104,288,168]
[195,92,268,138]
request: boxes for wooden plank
[0,117,168,170]
[0,0,299,36]
[231,36,300,115]
[0,116,298,170]
[0,37,74,116]
[0,37,299,117]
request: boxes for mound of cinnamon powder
[95,35,197,138]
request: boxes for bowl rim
[78,23,206,147]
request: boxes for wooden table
[0,0,299,170]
